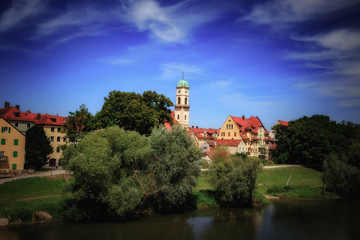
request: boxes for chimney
[15,105,20,110]
[4,101,10,108]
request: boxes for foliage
[62,126,201,220]
[64,104,99,143]
[25,125,53,170]
[149,126,202,212]
[97,91,173,135]
[323,153,360,196]
[193,190,218,208]
[209,156,261,207]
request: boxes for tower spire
[182,72,184,80]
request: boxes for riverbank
[0,165,336,225]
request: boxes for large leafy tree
[97,91,173,135]
[62,126,201,221]
[64,104,99,143]
[210,155,261,207]
[25,125,53,170]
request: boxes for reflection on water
[1,199,359,240]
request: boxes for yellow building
[218,115,271,159]
[0,117,25,170]
[35,114,67,167]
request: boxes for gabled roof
[35,114,66,126]
[0,106,66,126]
[215,139,242,147]
[188,127,219,140]
[278,120,289,126]
[0,117,25,136]
[0,107,36,122]
[229,115,268,135]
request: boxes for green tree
[62,125,201,221]
[97,91,173,135]
[25,125,53,170]
[149,126,202,212]
[210,155,261,207]
[64,104,99,143]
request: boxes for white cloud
[295,29,360,51]
[36,7,111,37]
[118,0,226,43]
[242,0,360,27]
[286,50,341,61]
[0,0,45,32]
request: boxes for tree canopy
[63,104,99,142]
[272,115,360,196]
[62,126,201,221]
[25,125,53,170]
[97,91,173,135]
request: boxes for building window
[185,98,188,105]
[234,132,236,137]
[57,136,61,142]
[184,115,187,120]
[1,127,10,133]
[14,139,18,145]
[0,151,5,158]
[13,151,18,157]
[63,137,67,142]
[1,139,5,145]
[27,123,31,128]
[221,132,225,136]
[177,115,180,120]
[58,128,61,132]
[50,136,54,142]
[178,97,181,105]
[51,127,55,132]
[56,147,60,153]
[228,132,230,137]
[15,123,19,127]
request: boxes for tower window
[178,97,181,105]
[185,115,187,120]
[185,98,187,105]
[177,115,180,120]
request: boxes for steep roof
[188,127,219,140]
[278,120,289,126]
[229,115,268,135]
[35,114,66,126]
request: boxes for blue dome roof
[177,79,189,88]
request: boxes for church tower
[175,76,190,128]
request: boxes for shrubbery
[62,126,201,221]
[209,155,261,207]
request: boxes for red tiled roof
[269,145,277,150]
[0,106,66,126]
[34,114,66,126]
[215,139,242,147]
[278,120,289,126]
[232,116,247,131]
[188,127,219,140]
[164,111,178,130]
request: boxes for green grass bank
[0,166,335,220]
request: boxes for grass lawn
[256,166,336,199]
[0,175,71,220]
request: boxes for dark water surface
[1,198,359,240]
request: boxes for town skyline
[1,0,360,130]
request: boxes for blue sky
[1,0,360,130]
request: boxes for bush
[210,155,261,207]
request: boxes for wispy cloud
[241,0,360,27]
[294,29,360,51]
[0,0,46,32]
[118,0,227,43]
[158,62,203,80]
[34,6,113,45]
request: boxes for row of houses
[0,102,67,171]
[188,115,284,160]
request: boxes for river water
[1,199,359,240]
